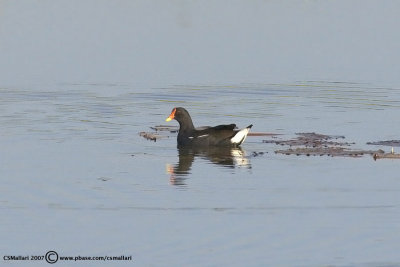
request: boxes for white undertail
[230,125,253,145]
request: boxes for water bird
[166,107,253,147]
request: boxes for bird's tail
[231,124,253,145]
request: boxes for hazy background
[0,0,399,86]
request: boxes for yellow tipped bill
[166,108,176,122]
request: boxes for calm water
[1,82,400,266]
[2,0,400,266]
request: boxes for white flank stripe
[197,134,209,138]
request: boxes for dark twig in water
[367,140,400,147]
[150,125,179,133]
[144,125,280,142]
[250,151,268,157]
[247,132,281,137]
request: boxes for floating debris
[140,125,177,141]
[367,140,400,147]
[97,177,111,182]
[141,127,397,161]
[264,132,386,158]
[296,132,345,140]
[373,152,400,160]
[247,132,281,137]
[139,132,164,142]
[275,147,384,158]
[263,132,354,147]
[250,151,268,157]
[151,125,280,136]
[150,125,179,133]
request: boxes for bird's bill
[166,108,176,122]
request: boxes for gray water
[1,1,400,267]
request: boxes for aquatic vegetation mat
[264,132,392,159]
[263,132,354,147]
[274,147,383,158]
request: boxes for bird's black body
[166,107,252,147]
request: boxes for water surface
[1,82,400,266]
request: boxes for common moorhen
[166,107,253,147]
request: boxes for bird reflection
[167,146,251,186]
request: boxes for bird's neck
[178,119,195,132]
